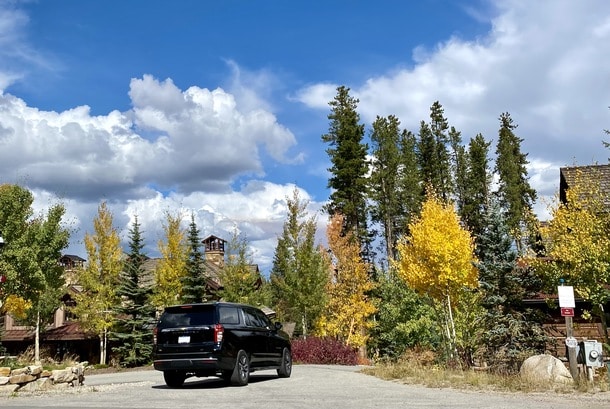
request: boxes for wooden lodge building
[525,164,610,356]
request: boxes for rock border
[0,362,86,394]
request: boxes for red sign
[561,307,574,317]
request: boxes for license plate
[178,336,190,344]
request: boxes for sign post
[558,285,578,381]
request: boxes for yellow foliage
[394,193,478,302]
[3,295,32,319]
[152,211,187,309]
[533,169,610,305]
[315,214,376,348]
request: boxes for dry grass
[361,358,610,394]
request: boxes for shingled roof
[559,164,610,208]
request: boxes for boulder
[520,354,573,385]
[9,373,37,384]
[51,368,76,384]
[0,376,9,386]
[17,377,54,392]
[0,367,10,377]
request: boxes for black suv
[153,302,292,387]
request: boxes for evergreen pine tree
[461,133,492,240]
[476,198,546,373]
[369,115,404,262]
[494,112,537,253]
[416,102,452,201]
[322,86,370,258]
[180,214,209,303]
[449,126,467,213]
[429,101,452,201]
[111,216,156,367]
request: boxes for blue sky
[0,0,609,274]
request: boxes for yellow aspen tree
[151,211,187,310]
[72,201,123,365]
[317,214,375,354]
[394,192,478,359]
[534,169,610,343]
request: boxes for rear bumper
[153,357,218,371]
[153,353,234,372]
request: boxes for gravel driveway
[1,365,609,409]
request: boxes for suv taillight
[153,327,158,345]
[214,324,224,343]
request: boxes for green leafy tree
[0,185,70,362]
[152,211,187,310]
[218,231,264,305]
[180,214,209,304]
[322,86,370,258]
[111,216,156,367]
[369,115,421,263]
[72,201,123,365]
[270,189,329,337]
[494,112,537,254]
[369,269,438,359]
[477,198,547,372]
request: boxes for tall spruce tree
[429,101,452,201]
[449,126,467,213]
[461,133,492,240]
[476,198,546,373]
[416,102,452,201]
[111,216,155,367]
[369,116,422,262]
[369,115,403,262]
[322,86,370,258]
[494,112,537,253]
[270,189,328,337]
[180,214,209,303]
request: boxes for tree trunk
[100,328,107,365]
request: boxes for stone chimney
[202,235,226,268]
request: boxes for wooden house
[527,164,610,355]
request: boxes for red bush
[291,337,359,365]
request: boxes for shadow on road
[152,374,280,389]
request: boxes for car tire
[230,350,250,386]
[163,370,186,387]
[277,347,292,378]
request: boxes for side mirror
[274,322,283,331]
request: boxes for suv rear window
[157,305,215,328]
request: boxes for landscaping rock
[520,354,573,385]
[0,362,87,394]
[9,373,37,384]
[0,367,10,377]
